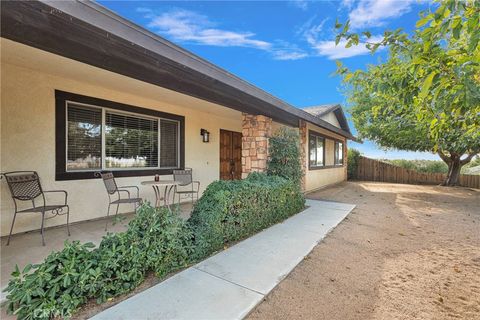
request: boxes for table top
[141,180,179,186]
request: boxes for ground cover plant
[5,173,305,319]
[4,205,192,320]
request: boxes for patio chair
[173,168,200,205]
[1,171,70,246]
[94,171,142,231]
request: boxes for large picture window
[334,141,344,165]
[57,90,184,180]
[309,133,325,168]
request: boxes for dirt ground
[248,181,480,320]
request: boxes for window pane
[105,112,158,168]
[67,104,102,171]
[316,137,324,166]
[160,119,178,167]
[309,135,316,166]
[338,142,343,164]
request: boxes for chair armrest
[119,185,139,198]
[118,189,131,199]
[44,190,68,205]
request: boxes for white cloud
[291,0,309,11]
[143,8,271,49]
[311,35,384,59]
[340,0,356,10]
[300,17,330,47]
[347,0,415,29]
[271,41,309,60]
[138,7,308,61]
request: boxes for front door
[220,129,242,180]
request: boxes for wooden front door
[220,129,242,180]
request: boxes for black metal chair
[1,171,70,246]
[173,168,200,205]
[95,172,142,231]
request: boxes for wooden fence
[355,156,480,189]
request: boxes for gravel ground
[248,181,480,320]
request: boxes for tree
[335,0,480,186]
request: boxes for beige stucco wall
[1,44,242,236]
[320,112,341,127]
[304,123,347,193]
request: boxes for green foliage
[188,173,305,260]
[5,205,192,319]
[347,148,361,179]
[385,159,448,174]
[267,127,303,185]
[335,0,480,184]
[6,174,306,319]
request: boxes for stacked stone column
[241,113,272,179]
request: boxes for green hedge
[188,173,305,260]
[347,148,361,180]
[6,173,305,319]
[5,205,192,320]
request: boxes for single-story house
[0,0,356,236]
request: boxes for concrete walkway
[91,199,355,320]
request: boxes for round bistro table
[140,180,180,210]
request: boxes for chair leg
[40,210,46,246]
[66,206,71,236]
[6,211,18,246]
[105,203,111,231]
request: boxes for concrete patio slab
[90,199,355,319]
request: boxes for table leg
[152,185,160,208]
[165,185,176,212]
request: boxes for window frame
[308,130,345,170]
[334,141,344,166]
[308,131,326,170]
[56,90,185,181]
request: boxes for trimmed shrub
[267,127,303,186]
[188,172,305,260]
[4,205,192,320]
[5,174,305,319]
[347,148,361,179]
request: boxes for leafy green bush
[347,148,361,179]
[188,172,305,260]
[5,205,192,319]
[267,127,303,185]
[6,173,306,319]
[386,159,448,174]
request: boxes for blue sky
[99,0,439,160]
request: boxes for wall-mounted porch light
[200,129,210,143]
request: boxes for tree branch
[460,153,478,166]
[437,150,452,164]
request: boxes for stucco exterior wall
[320,112,341,127]
[1,62,242,236]
[304,123,347,193]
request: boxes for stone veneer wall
[241,113,272,179]
[299,120,307,191]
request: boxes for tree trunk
[438,151,476,186]
[443,158,461,186]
